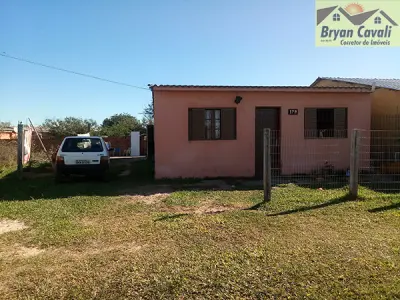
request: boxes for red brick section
[104,137,130,155]
[32,136,63,153]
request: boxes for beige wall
[372,89,400,114]
[313,79,365,88]
[153,89,372,179]
[314,79,400,130]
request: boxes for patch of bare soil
[0,244,44,259]
[128,193,170,204]
[54,241,145,259]
[16,246,44,258]
[119,185,173,204]
[194,206,236,215]
[163,204,239,215]
[0,220,28,235]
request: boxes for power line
[0,52,149,90]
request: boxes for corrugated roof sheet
[149,84,371,92]
[312,77,400,91]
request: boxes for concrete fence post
[17,122,24,179]
[350,129,360,198]
[264,128,272,202]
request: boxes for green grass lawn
[0,169,400,299]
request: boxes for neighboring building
[0,127,17,140]
[150,85,372,179]
[311,77,400,171]
[311,77,400,129]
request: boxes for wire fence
[358,130,400,194]
[269,130,349,190]
[264,129,400,199]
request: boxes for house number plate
[288,109,298,115]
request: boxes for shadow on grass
[245,201,267,211]
[0,159,156,201]
[266,194,356,217]
[0,160,260,201]
[368,202,400,213]
[154,194,356,220]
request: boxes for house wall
[371,89,400,128]
[0,132,17,140]
[153,90,371,179]
[313,79,400,129]
[313,79,365,88]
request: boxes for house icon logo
[315,1,400,47]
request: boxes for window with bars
[188,108,236,141]
[205,109,221,139]
[304,108,348,139]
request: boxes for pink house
[150,85,372,179]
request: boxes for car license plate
[76,160,90,164]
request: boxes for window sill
[189,139,237,141]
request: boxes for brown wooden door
[255,108,280,178]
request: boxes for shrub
[0,140,17,168]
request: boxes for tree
[42,117,98,137]
[101,113,144,137]
[0,121,12,129]
[141,102,154,125]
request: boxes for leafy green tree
[101,113,144,137]
[42,117,98,137]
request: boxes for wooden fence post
[264,128,272,202]
[350,129,360,198]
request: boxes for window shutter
[221,108,236,140]
[334,108,347,138]
[188,109,205,140]
[304,108,317,138]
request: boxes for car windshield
[61,138,103,152]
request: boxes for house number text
[288,109,298,115]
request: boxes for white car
[54,136,110,181]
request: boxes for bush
[0,140,17,168]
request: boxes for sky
[1,0,399,126]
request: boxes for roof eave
[310,77,323,87]
[150,85,371,93]
[311,77,400,91]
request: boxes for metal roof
[149,84,371,92]
[0,127,17,133]
[311,77,400,91]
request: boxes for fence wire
[358,130,400,194]
[270,130,349,190]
